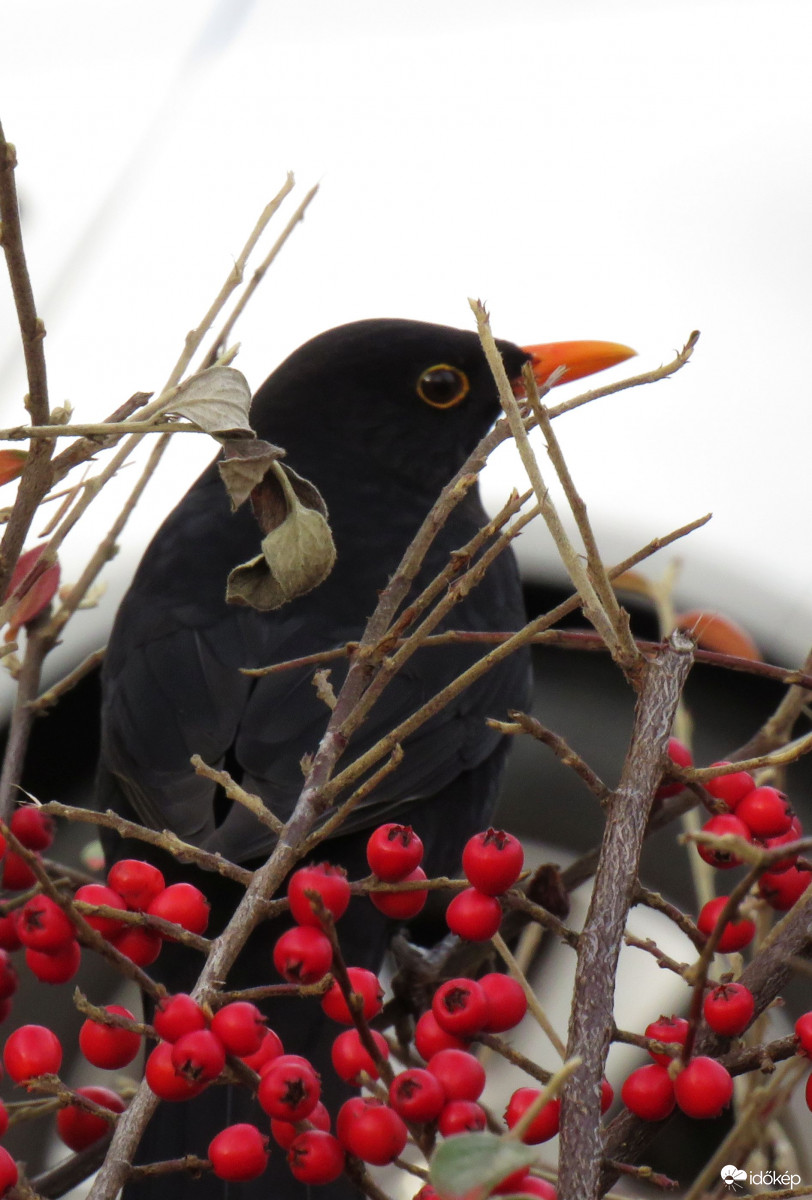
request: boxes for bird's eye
[416,364,470,409]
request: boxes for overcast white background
[2,0,811,678]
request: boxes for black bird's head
[250,318,634,492]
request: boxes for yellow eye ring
[416,364,470,409]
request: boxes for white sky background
[2,0,812,680]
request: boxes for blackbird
[97,318,632,1199]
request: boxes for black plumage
[98,318,534,1199]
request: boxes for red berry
[330,1028,389,1085]
[696,896,756,952]
[258,1058,320,1121]
[321,968,383,1024]
[806,1071,812,1113]
[492,1168,533,1195]
[655,737,693,798]
[414,1010,468,1059]
[79,1005,141,1069]
[3,1024,62,1081]
[171,1029,226,1084]
[17,895,75,953]
[153,994,207,1044]
[759,864,812,911]
[56,1085,125,1151]
[337,1097,407,1165]
[462,829,524,895]
[496,1176,556,1199]
[427,1048,486,1101]
[703,983,755,1037]
[644,1015,690,1065]
[106,859,165,910]
[210,1001,266,1057]
[0,1100,8,1138]
[704,762,755,809]
[74,884,127,938]
[370,867,428,919]
[388,1068,445,1122]
[736,786,793,838]
[111,924,162,966]
[437,1099,487,1136]
[759,816,803,873]
[242,1027,284,1071]
[1,851,37,891]
[335,1095,367,1145]
[9,807,54,851]
[697,814,752,868]
[288,1130,345,1185]
[287,863,351,927]
[445,888,502,940]
[795,1011,812,1057]
[504,1088,561,1143]
[0,916,21,952]
[25,939,81,984]
[259,1052,312,1078]
[600,1078,614,1112]
[366,823,424,882]
[144,1042,206,1102]
[148,882,209,935]
[208,1123,269,1182]
[479,972,527,1032]
[432,978,488,1037]
[271,1100,330,1148]
[0,1146,17,1194]
[674,1056,733,1118]
[273,925,333,984]
[621,1064,675,1120]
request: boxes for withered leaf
[167,367,254,437]
[218,440,287,511]
[226,462,336,610]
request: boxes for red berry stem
[74,990,154,1038]
[307,892,395,1088]
[680,860,768,1065]
[474,1031,553,1086]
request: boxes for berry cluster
[660,741,810,909]
[0,790,808,1200]
[446,828,524,941]
[0,837,210,1006]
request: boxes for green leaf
[430,1133,538,1200]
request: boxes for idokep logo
[720,1165,802,1191]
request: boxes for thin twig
[0,121,54,601]
[39,801,253,887]
[30,648,106,712]
[470,298,627,666]
[199,181,318,370]
[191,755,285,837]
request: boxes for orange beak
[521,340,637,389]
